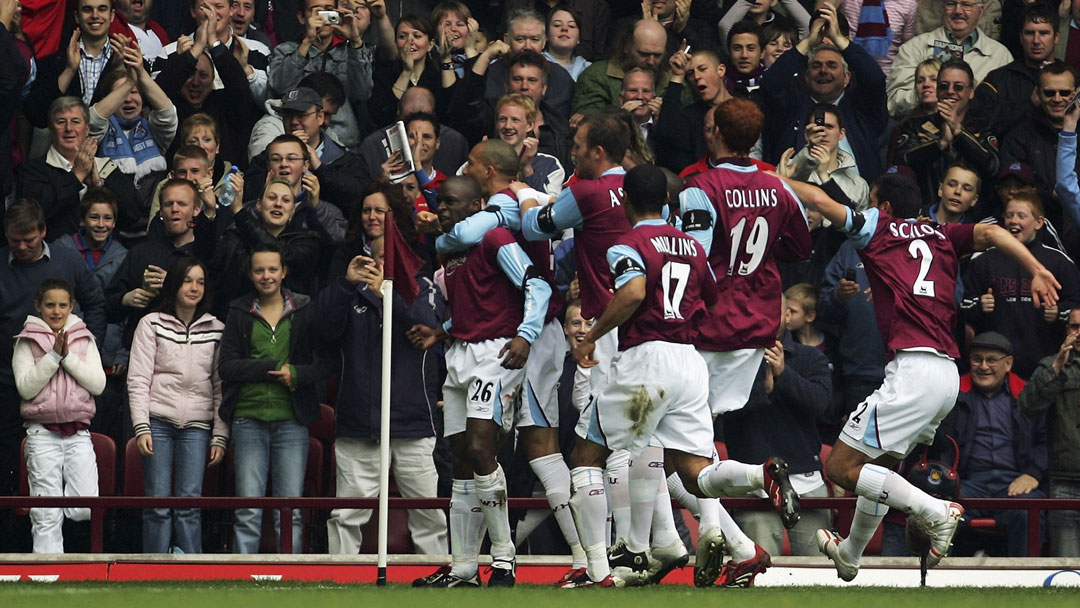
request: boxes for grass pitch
[0,582,1077,608]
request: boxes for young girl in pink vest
[13,279,106,553]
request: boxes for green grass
[0,583,1078,608]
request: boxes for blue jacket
[53,232,129,367]
[817,240,887,380]
[314,270,444,439]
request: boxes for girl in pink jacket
[13,278,106,554]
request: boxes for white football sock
[529,453,586,568]
[650,479,683,550]
[449,478,483,579]
[474,466,515,563]
[606,449,631,543]
[570,466,610,581]
[666,471,701,518]
[627,447,664,554]
[840,495,888,563]
[856,464,947,523]
[696,460,764,497]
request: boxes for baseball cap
[969,331,1013,356]
[884,164,918,184]
[277,87,323,114]
[997,162,1035,186]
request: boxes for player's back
[443,227,525,342]
[570,172,632,319]
[613,222,717,350]
[857,211,976,359]
[683,162,812,351]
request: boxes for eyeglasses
[1043,89,1074,99]
[282,109,319,119]
[937,82,969,92]
[268,155,305,163]
[970,355,1008,366]
[944,1,981,11]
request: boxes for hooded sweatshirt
[13,314,106,425]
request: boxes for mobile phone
[844,269,856,282]
[1066,91,1080,115]
[814,107,826,127]
[318,10,341,24]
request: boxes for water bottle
[218,166,240,208]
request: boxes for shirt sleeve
[436,209,501,254]
[607,243,646,290]
[495,241,550,343]
[679,186,718,255]
[841,206,881,250]
[521,186,583,240]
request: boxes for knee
[465,439,493,472]
[680,470,706,498]
[825,458,857,492]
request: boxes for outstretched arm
[974,223,1061,308]
[774,175,850,227]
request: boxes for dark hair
[872,173,922,220]
[346,181,418,245]
[156,256,212,321]
[546,4,577,30]
[713,98,764,155]
[34,278,73,306]
[267,134,311,163]
[596,106,653,165]
[624,164,668,215]
[1021,3,1060,33]
[432,1,471,23]
[397,13,436,41]
[937,59,975,86]
[246,241,286,275]
[1041,60,1078,83]
[804,102,844,129]
[761,19,798,47]
[581,112,630,164]
[475,138,521,179]
[507,50,550,84]
[298,71,346,108]
[4,198,46,234]
[944,160,982,192]
[80,187,118,219]
[728,19,763,48]
[402,111,441,136]
[91,67,135,106]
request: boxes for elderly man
[16,97,141,240]
[888,0,1012,117]
[572,19,669,116]
[619,67,661,157]
[481,10,575,119]
[937,332,1047,556]
[1020,309,1080,556]
[759,4,887,179]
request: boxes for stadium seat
[714,441,728,461]
[17,432,117,515]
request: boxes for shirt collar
[8,242,51,266]
[633,218,668,228]
[46,145,74,171]
[945,28,979,52]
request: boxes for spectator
[14,278,106,553]
[777,102,870,209]
[252,71,360,161]
[89,44,177,222]
[116,0,169,59]
[962,192,1080,379]
[321,217,448,555]
[219,241,327,554]
[926,162,982,223]
[543,5,590,81]
[432,1,479,79]
[572,18,668,116]
[0,0,27,202]
[501,0,611,62]
[631,0,716,56]
[212,177,326,318]
[178,113,243,214]
[266,0,374,149]
[127,256,226,554]
[760,18,797,69]
[369,13,448,129]
[678,101,776,179]
[244,86,364,212]
[785,283,825,349]
[52,190,129,442]
[656,49,734,173]
[724,296,832,557]
[354,86,469,185]
[970,4,1060,139]
[16,96,142,240]
[23,0,122,128]
[228,0,272,48]
[1055,94,1080,246]
[887,0,1012,118]
[841,0,918,80]
[886,57,940,163]
[485,94,564,197]
[725,20,765,100]
[618,68,661,162]
[996,160,1038,212]
[1020,307,1080,556]
[479,9,576,118]
[720,0,811,49]
[760,4,887,180]
[915,0,1002,39]
[154,0,270,103]
[104,177,218,349]
[939,331,1047,556]
[1001,61,1077,243]
[1056,0,1080,68]
[252,134,346,243]
[144,144,241,242]
[893,59,999,207]
[399,111,446,210]
[154,6,256,170]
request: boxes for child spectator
[760,19,798,69]
[127,257,226,554]
[785,283,825,350]
[14,278,106,553]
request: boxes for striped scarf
[852,0,892,59]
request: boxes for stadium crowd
[0,0,1078,588]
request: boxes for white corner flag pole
[376,278,394,586]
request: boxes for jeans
[24,423,98,553]
[959,469,1045,556]
[142,418,209,553]
[1049,478,1080,557]
[734,484,832,556]
[232,417,308,554]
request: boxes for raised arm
[973,223,1061,308]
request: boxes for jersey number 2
[908,239,936,298]
[728,216,769,276]
[661,261,691,320]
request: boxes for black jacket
[969,59,1039,139]
[218,289,329,426]
[722,333,833,476]
[243,129,366,211]
[22,49,121,129]
[17,156,143,240]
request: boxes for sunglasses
[936,82,969,92]
[1043,89,1074,99]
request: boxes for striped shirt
[78,39,113,105]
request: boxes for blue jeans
[960,469,1045,556]
[1049,479,1080,557]
[142,419,209,553]
[231,417,308,554]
